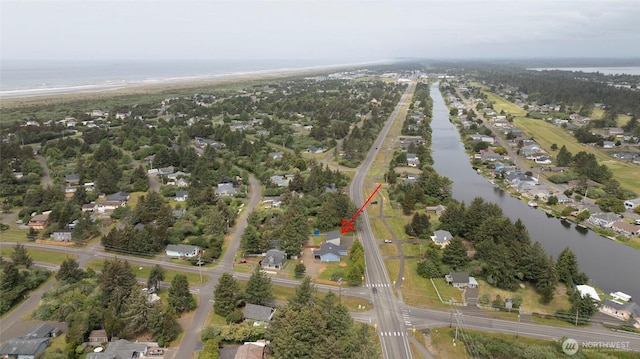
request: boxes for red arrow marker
[341,184,382,234]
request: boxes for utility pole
[575,308,579,326]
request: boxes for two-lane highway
[350,78,417,359]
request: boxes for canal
[429,83,640,301]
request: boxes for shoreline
[0,61,388,108]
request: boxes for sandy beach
[0,62,378,110]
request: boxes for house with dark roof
[262,249,286,270]
[430,230,453,247]
[588,213,619,228]
[215,183,236,197]
[166,244,200,258]
[64,173,80,184]
[106,191,130,202]
[0,323,61,359]
[85,339,148,359]
[244,303,276,323]
[88,329,108,344]
[600,300,640,328]
[313,242,348,262]
[445,272,478,288]
[175,190,189,202]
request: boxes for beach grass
[484,92,527,117]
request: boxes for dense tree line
[266,277,381,359]
[33,258,180,358]
[0,245,50,315]
[421,197,590,306]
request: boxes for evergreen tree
[556,145,573,166]
[536,255,558,304]
[147,264,165,292]
[245,267,274,305]
[402,185,416,215]
[442,237,469,270]
[11,244,32,268]
[168,274,196,313]
[56,257,84,284]
[288,276,317,310]
[214,272,242,316]
[556,246,588,287]
[99,259,137,309]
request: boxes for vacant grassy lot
[477,279,570,315]
[85,259,208,286]
[401,242,423,256]
[0,226,30,243]
[514,117,640,194]
[484,92,527,116]
[369,218,391,240]
[0,247,75,265]
[385,217,410,240]
[400,259,450,308]
[431,278,464,304]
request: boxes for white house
[166,244,200,258]
[575,284,601,302]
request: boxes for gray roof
[244,303,275,322]
[431,230,452,244]
[24,323,59,339]
[86,339,147,359]
[106,191,129,201]
[65,173,80,182]
[603,300,640,316]
[314,242,347,257]
[263,249,286,267]
[450,272,469,284]
[325,230,341,242]
[166,244,199,255]
[0,337,49,356]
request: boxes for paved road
[350,79,417,359]
[35,155,53,188]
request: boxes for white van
[635,219,640,225]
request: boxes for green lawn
[0,247,76,265]
[484,92,527,116]
[85,259,208,286]
[401,242,423,256]
[431,278,464,304]
[400,259,449,308]
[0,226,31,243]
[385,217,410,239]
[368,218,390,240]
[477,279,570,315]
[514,117,640,194]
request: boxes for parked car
[383,239,392,243]
[372,287,378,294]
[149,349,165,356]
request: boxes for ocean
[529,66,640,76]
[0,59,379,98]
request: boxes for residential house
[325,230,341,245]
[268,152,284,161]
[234,340,267,359]
[158,166,175,175]
[82,203,97,212]
[216,183,236,197]
[575,285,601,302]
[313,242,348,262]
[470,133,495,144]
[406,153,420,167]
[426,204,446,216]
[480,150,503,162]
[607,127,625,136]
[430,230,453,247]
[88,329,109,344]
[588,213,620,228]
[610,221,640,237]
[445,272,478,288]
[270,175,293,187]
[51,229,72,242]
[602,141,616,149]
[195,137,225,149]
[262,197,282,208]
[600,300,640,328]
[244,304,276,324]
[28,213,49,230]
[307,147,326,154]
[97,201,125,213]
[106,191,130,202]
[86,339,148,359]
[262,249,287,270]
[624,197,640,210]
[0,324,61,359]
[166,244,200,258]
[175,190,188,202]
[64,173,80,184]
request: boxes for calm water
[0,59,374,97]
[529,66,640,76]
[430,83,640,300]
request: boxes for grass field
[431,278,464,304]
[0,227,31,243]
[0,246,76,265]
[369,218,391,240]
[477,279,570,315]
[401,242,423,256]
[484,92,527,116]
[85,259,208,286]
[385,217,410,239]
[400,259,450,308]
[514,117,640,194]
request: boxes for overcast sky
[2,0,639,61]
